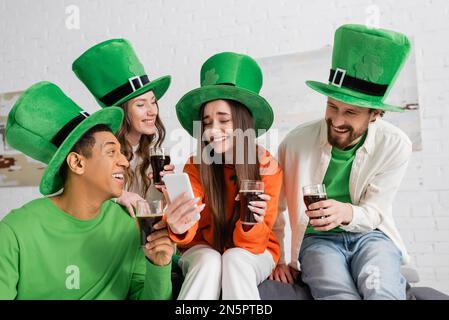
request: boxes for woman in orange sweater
[166,52,282,299]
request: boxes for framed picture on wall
[0,91,45,187]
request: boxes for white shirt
[274,119,413,270]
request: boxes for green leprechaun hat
[176,52,273,137]
[72,38,171,108]
[306,24,411,112]
[5,81,123,195]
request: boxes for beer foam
[136,213,164,218]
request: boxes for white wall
[1,0,448,294]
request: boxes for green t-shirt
[306,133,367,234]
[0,197,172,300]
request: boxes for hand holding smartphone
[162,173,204,235]
[162,173,195,203]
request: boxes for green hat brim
[107,75,171,108]
[39,107,124,195]
[176,85,273,137]
[306,81,404,113]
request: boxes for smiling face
[325,98,381,149]
[202,100,235,154]
[126,91,159,140]
[80,131,129,199]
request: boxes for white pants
[177,244,275,300]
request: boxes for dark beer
[303,184,327,225]
[240,189,264,225]
[150,155,171,185]
[304,193,327,223]
[137,214,163,246]
[303,194,327,209]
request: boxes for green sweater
[0,198,172,300]
[306,133,367,234]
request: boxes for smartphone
[162,173,195,203]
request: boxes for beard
[326,118,368,150]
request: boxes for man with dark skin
[0,82,201,299]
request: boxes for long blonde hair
[117,100,166,197]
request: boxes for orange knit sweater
[168,150,283,265]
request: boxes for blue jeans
[298,230,406,300]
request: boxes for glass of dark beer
[239,180,265,226]
[150,147,171,186]
[136,200,164,246]
[303,184,327,224]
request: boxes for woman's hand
[149,164,175,192]
[116,190,145,217]
[160,163,175,178]
[234,193,271,224]
[164,193,205,235]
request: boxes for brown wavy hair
[117,99,166,197]
[199,99,261,252]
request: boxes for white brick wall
[1,0,448,295]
